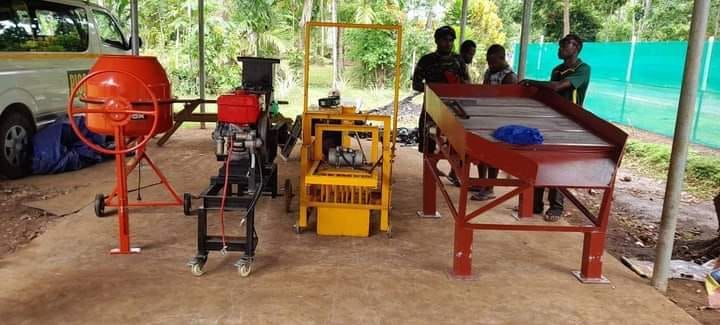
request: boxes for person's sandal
[447,175,460,187]
[471,191,496,201]
[544,210,562,222]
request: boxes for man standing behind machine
[521,33,591,222]
[459,40,477,80]
[471,44,518,201]
[413,26,468,155]
[444,39,478,186]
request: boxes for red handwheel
[66,69,161,155]
[66,69,162,255]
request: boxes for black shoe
[544,209,563,222]
[471,190,496,201]
[447,174,460,187]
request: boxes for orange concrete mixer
[67,55,181,254]
[83,55,174,136]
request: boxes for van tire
[0,111,34,179]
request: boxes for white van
[0,0,132,179]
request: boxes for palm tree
[563,0,570,36]
[331,0,339,89]
[299,0,314,51]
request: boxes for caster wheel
[94,193,105,217]
[238,263,252,277]
[183,193,192,216]
[292,223,302,234]
[190,263,204,276]
[386,225,393,238]
[284,179,293,213]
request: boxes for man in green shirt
[523,34,590,105]
[521,33,591,222]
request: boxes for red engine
[217,91,261,125]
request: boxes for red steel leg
[581,231,605,278]
[450,222,474,279]
[574,187,614,283]
[111,127,140,254]
[517,187,534,218]
[419,156,439,218]
[449,160,476,279]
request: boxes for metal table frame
[422,84,627,283]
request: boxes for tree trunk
[715,2,720,38]
[299,0,314,51]
[714,193,720,231]
[320,0,325,58]
[425,1,435,30]
[338,29,344,82]
[175,28,180,65]
[563,0,570,36]
[637,0,652,39]
[630,0,637,38]
[411,49,417,78]
[331,0,339,89]
[254,32,260,57]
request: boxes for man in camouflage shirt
[412,25,468,154]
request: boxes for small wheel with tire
[190,263,205,276]
[94,193,106,217]
[183,192,192,216]
[238,263,252,277]
[284,179,293,213]
[0,110,34,179]
[292,223,302,234]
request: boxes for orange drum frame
[67,55,181,254]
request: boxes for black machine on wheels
[185,57,288,277]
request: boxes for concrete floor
[0,129,698,324]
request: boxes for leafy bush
[286,48,304,73]
[346,28,398,88]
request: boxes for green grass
[307,64,334,88]
[624,140,720,199]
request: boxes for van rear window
[0,0,89,52]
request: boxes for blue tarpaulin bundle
[32,116,110,174]
[492,125,544,145]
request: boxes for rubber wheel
[284,179,293,213]
[94,193,106,217]
[0,111,34,179]
[190,263,204,276]
[292,223,302,234]
[183,193,192,216]
[238,263,252,277]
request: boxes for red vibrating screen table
[422,83,628,283]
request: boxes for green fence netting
[513,40,720,148]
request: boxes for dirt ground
[566,126,720,324]
[563,166,720,325]
[0,183,62,256]
[0,128,703,324]
[1,125,719,323]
